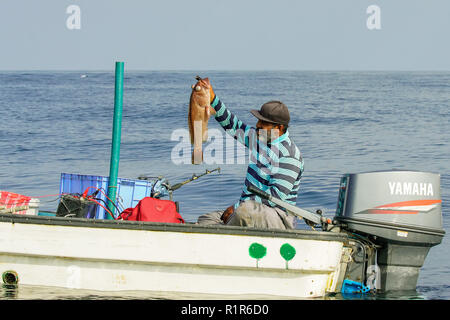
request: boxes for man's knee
[227,201,264,227]
[197,210,224,225]
[227,200,291,230]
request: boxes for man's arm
[211,96,254,148]
[266,155,304,207]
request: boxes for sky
[0,0,449,71]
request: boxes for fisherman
[197,79,304,230]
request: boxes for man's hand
[196,76,215,103]
[221,205,234,224]
[209,82,215,103]
[199,78,215,103]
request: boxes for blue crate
[341,279,371,294]
[59,173,163,219]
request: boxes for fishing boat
[0,213,348,298]
[0,170,444,298]
[0,63,444,298]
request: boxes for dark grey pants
[197,200,295,230]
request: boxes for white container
[0,191,39,215]
[25,198,40,215]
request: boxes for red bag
[118,197,184,224]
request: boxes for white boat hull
[0,214,349,298]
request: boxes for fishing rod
[138,167,221,200]
[168,167,221,192]
[247,185,333,230]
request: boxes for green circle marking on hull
[249,242,267,267]
[280,243,296,269]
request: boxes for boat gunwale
[0,213,348,242]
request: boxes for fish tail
[192,147,203,165]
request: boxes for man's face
[256,120,282,143]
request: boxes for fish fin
[204,105,216,116]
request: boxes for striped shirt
[212,96,304,211]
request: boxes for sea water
[0,71,449,299]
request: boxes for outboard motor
[335,170,445,292]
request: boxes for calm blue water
[0,71,449,300]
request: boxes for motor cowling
[334,170,445,292]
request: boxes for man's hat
[250,101,290,126]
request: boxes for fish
[188,76,216,164]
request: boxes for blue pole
[106,61,124,219]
